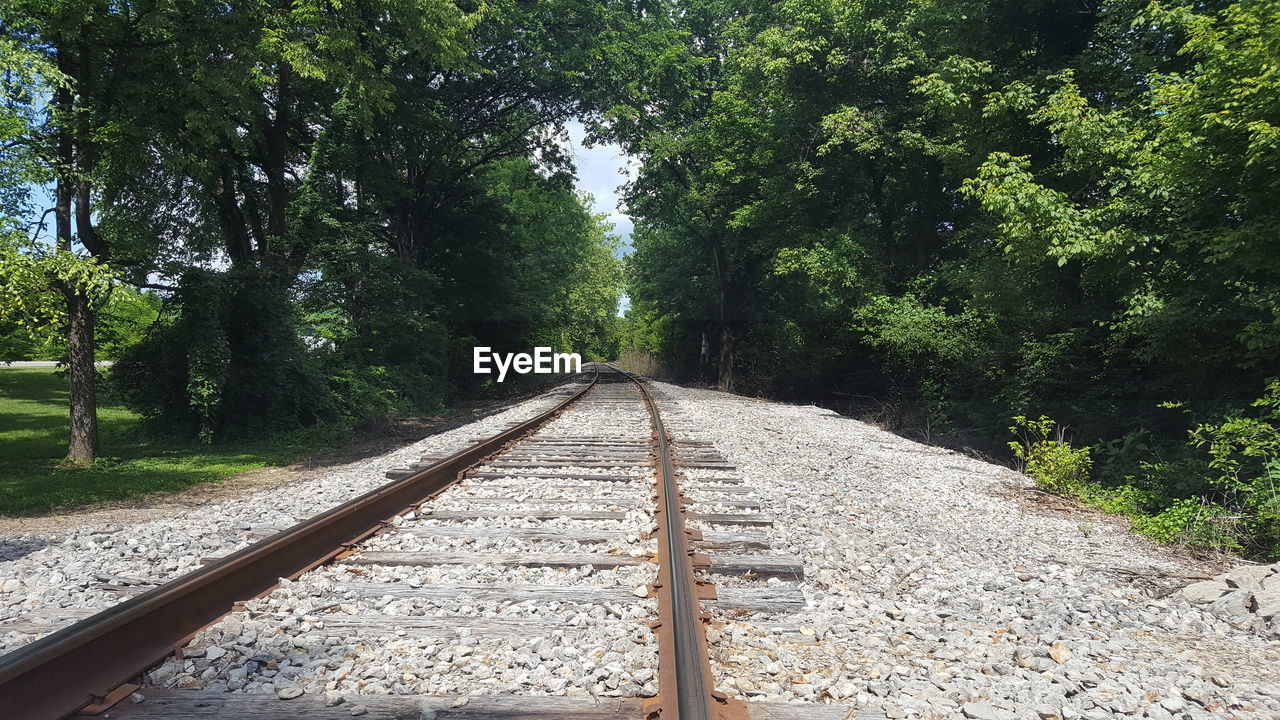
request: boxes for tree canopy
[2,0,631,447]
[2,0,1276,555]
[612,0,1280,556]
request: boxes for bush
[324,362,447,425]
[1131,498,1244,553]
[1186,380,1280,558]
[112,269,333,441]
[1079,482,1159,517]
[1014,383,1280,559]
[1009,414,1093,497]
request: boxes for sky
[561,120,634,257]
[561,120,635,316]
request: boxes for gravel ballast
[647,381,1280,719]
[4,373,1278,719]
[138,376,661,700]
[0,380,588,652]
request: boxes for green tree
[616,0,1279,554]
[103,1,645,436]
[1,1,142,461]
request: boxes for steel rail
[617,366,742,720]
[0,372,598,720]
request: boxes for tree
[1,2,140,461]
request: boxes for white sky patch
[562,120,635,257]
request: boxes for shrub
[324,362,446,425]
[1131,498,1244,553]
[1186,380,1280,558]
[112,269,333,441]
[1009,414,1093,496]
[1079,482,1160,517]
[1027,382,1280,558]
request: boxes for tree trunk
[698,326,712,383]
[64,288,99,463]
[869,162,895,253]
[707,233,736,392]
[55,120,100,463]
[263,60,293,266]
[717,322,736,392]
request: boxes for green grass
[0,368,345,515]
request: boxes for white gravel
[0,380,587,652]
[7,370,1278,720]
[139,375,661,699]
[648,381,1280,720]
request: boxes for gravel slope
[649,381,1280,720]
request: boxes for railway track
[0,365,853,720]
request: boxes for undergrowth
[1011,382,1280,559]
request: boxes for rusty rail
[0,372,597,720]
[619,367,744,720]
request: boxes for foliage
[112,270,333,442]
[1191,382,1280,491]
[613,0,1280,556]
[1186,381,1280,556]
[2,0,1276,559]
[1009,415,1093,497]
[0,33,60,217]
[0,277,160,362]
[618,300,673,357]
[1015,381,1280,557]
[3,1,633,445]
[1130,499,1245,554]
[95,288,161,359]
[852,295,988,378]
[0,237,116,337]
[555,208,624,361]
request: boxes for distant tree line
[611,0,1279,557]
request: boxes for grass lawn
[0,368,344,516]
